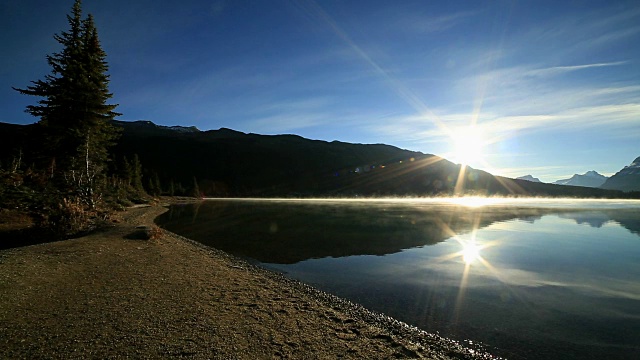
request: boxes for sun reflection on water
[439,224,506,322]
[460,242,481,265]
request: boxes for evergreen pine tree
[169,179,175,197]
[147,177,156,196]
[76,13,120,167]
[175,181,185,196]
[131,154,144,193]
[193,177,201,198]
[121,156,133,187]
[13,0,120,207]
[152,172,162,196]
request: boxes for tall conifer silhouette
[14,0,120,206]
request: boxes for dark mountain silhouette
[0,120,635,198]
[601,157,640,192]
[111,120,633,197]
[553,171,608,188]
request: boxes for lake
[156,198,640,359]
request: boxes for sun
[451,127,485,166]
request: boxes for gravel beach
[0,203,496,359]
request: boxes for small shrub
[148,226,163,240]
[45,197,95,237]
[0,209,33,232]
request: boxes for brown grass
[0,209,33,232]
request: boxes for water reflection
[158,200,640,265]
[157,200,598,264]
[156,199,640,360]
[460,241,481,264]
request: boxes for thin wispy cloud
[584,25,640,48]
[575,8,640,49]
[404,10,477,34]
[518,5,640,60]
[481,103,640,134]
[526,61,629,77]
[376,102,640,145]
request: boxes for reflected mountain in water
[156,200,618,264]
[559,210,640,235]
[607,211,640,235]
[559,212,613,228]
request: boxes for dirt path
[0,204,488,359]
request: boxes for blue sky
[2,0,639,182]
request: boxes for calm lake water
[157,198,640,360]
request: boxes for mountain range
[1,120,638,197]
[553,170,608,187]
[518,159,640,192]
[518,171,609,187]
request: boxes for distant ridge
[553,171,608,188]
[516,175,542,183]
[113,120,200,135]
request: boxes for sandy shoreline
[0,203,492,359]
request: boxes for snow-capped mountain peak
[553,171,608,188]
[163,125,200,133]
[516,175,542,183]
[600,156,640,192]
[622,157,640,171]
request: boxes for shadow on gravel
[0,225,116,251]
[0,227,60,251]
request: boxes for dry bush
[44,197,95,237]
[147,226,163,240]
[0,209,33,232]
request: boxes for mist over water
[158,198,640,360]
[203,196,640,208]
